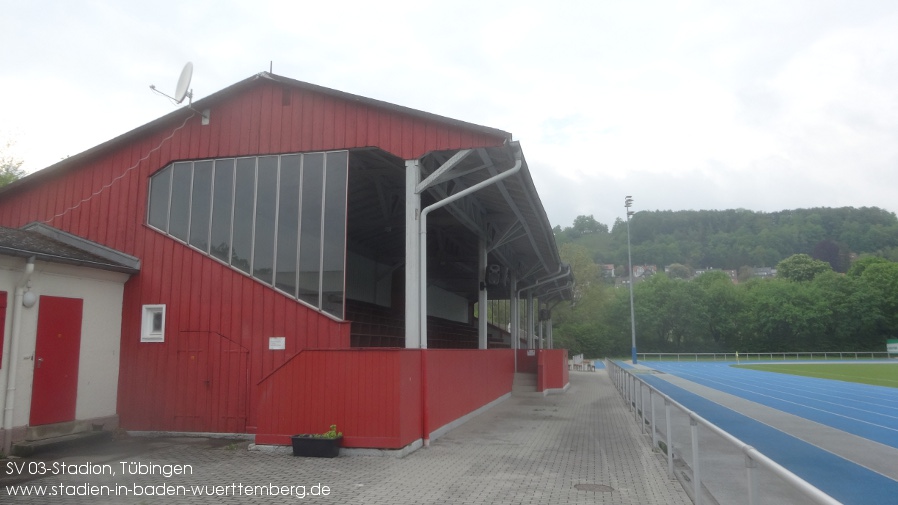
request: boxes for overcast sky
[3,0,898,228]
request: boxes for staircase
[513,373,538,394]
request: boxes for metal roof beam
[485,161,550,272]
[487,221,526,252]
[416,149,473,193]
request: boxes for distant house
[692,267,738,283]
[601,264,615,278]
[633,265,657,278]
[753,267,777,278]
[615,264,656,288]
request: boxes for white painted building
[0,224,138,454]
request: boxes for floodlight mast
[625,196,637,364]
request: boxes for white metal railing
[638,351,893,362]
[606,360,842,505]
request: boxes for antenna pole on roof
[270,61,273,74]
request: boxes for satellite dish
[174,62,194,104]
[149,62,208,123]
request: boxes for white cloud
[3,0,898,229]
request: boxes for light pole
[625,196,637,364]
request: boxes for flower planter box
[290,435,343,458]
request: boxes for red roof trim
[0,72,512,196]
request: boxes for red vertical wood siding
[0,78,507,434]
[424,349,514,434]
[516,349,539,373]
[254,349,422,448]
[254,348,513,449]
[537,349,570,392]
[0,292,6,363]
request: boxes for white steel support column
[538,303,544,349]
[510,272,518,350]
[405,159,422,348]
[526,291,534,348]
[478,238,488,349]
[547,316,553,349]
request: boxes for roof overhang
[417,142,573,301]
[0,223,140,274]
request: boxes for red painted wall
[537,349,569,392]
[0,78,508,434]
[255,349,422,448]
[516,349,538,373]
[425,349,513,434]
[254,349,513,448]
[0,292,6,364]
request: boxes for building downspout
[510,271,518,374]
[514,265,570,335]
[420,350,430,447]
[1,256,35,455]
[416,150,522,447]
[540,284,573,349]
[418,151,523,349]
[513,264,571,357]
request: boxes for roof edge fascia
[21,222,141,272]
[0,72,511,197]
[261,73,513,142]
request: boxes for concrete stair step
[513,373,537,392]
[13,430,111,457]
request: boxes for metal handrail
[606,360,842,505]
[638,351,892,362]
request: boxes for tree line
[551,207,898,357]
[554,207,898,273]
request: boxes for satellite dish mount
[150,62,209,123]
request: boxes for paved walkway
[0,371,690,504]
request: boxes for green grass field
[735,363,898,388]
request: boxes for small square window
[141,305,166,342]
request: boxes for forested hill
[553,207,898,272]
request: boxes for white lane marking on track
[670,367,898,419]
[649,365,898,435]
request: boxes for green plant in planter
[320,424,342,439]
[291,425,343,457]
[300,424,342,439]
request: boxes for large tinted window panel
[210,159,234,263]
[231,158,256,273]
[148,165,172,231]
[322,151,348,318]
[169,162,193,241]
[253,156,278,284]
[188,160,213,252]
[275,155,301,295]
[298,153,324,308]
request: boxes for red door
[174,332,249,432]
[30,296,83,426]
[0,292,7,363]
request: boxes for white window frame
[141,304,166,342]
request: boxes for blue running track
[647,361,898,449]
[638,373,898,505]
